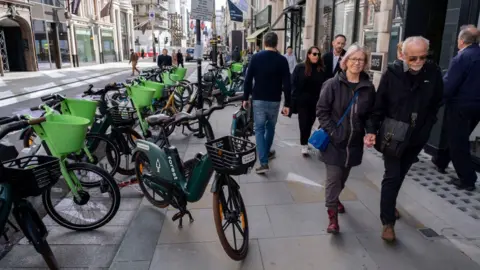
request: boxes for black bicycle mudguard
[210,174,240,193]
[19,126,31,140]
[12,199,48,244]
[0,184,13,233]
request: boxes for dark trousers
[298,100,317,145]
[381,146,422,225]
[445,105,480,185]
[178,61,184,68]
[434,118,478,169]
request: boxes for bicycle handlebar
[30,99,58,111]
[0,117,46,140]
[0,115,24,125]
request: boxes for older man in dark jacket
[365,36,443,242]
[439,26,480,191]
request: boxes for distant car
[186,48,194,61]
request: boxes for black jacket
[157,54,172,67]
[291,63,327,111]
[177,52,184,63]
[322,49,346,79]
[317,71,376,167]
[366,60,444,148]
[232,50,241,62]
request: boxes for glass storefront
[33,20,50,70]
[101,29,116,63]
[333,0,358,46]
[58,23,70,67]
[75,26,95,64]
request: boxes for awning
[246,27,269,43]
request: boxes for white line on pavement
[24,82,57,92]
[61,78,79,84]
[0,79,6,87]
[42,71,66,78]
[0,71,130,108]
[0,90,14,99]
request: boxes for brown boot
[327,209,339,234]
[382,224,396,242]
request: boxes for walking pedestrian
[243,32,291,174]
[317,44,375,234]
[129,49,140,76]
[232,46,241,63]
[141,48,145,59]
[157,48,172,68]
[177,49,184,68]
[291,46,326,155]
[365,36,443,242]
[218,50,224,67]
[254,45,260,54]
[322,34,347,79]
[172,50,178,66]
[439,26,480,190]
[284,46,297,74]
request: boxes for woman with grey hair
[316,44,376,234]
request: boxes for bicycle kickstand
[172,210,195,229]
[181,125,188,136]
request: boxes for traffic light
[154,37,158,44]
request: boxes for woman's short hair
[339,44,369,71]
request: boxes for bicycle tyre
[160,107,176,137]
[135,152,169,208]
[82,133,121,176]
[114,127,143,176]
[42,162,121,231]
[212,176,249,261]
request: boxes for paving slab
[150,241,264,270]
[258,234,378,270]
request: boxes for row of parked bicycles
[0,63,255,269]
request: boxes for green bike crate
[174,68,187,81]
[41,114,90,156]
[128,85,156,108]
[231,63,243,73]
[60,98,98,125]
[141,81,165,99]
[162,72,180,86]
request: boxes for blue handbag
[309,91,359,152]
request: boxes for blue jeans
[253,100,280,165]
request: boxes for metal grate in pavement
[367,149,480,222]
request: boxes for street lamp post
[212,2,217,66]
[194,19,204,138]
[150,2,156,62]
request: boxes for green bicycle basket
[41,114,90,156]
[128,85,156,108]
[162,72,181,86]
[174,67,187,81]
[60,98,98,125]
[231,63,243,73]
[141,81,165,99]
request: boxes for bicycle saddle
[146,112,194,126]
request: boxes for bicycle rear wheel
[111,127,142,176]
[212,175,249,261]
[135,152,169,208]
[42,162,121,231]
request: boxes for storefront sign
[255,5,271,29]
[191,0,214,21]
[370,52,386,73]
[228,0,243,22]
[31,3,67,22]
[75,28,92,36]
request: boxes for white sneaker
[301,145,309,155]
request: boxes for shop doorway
[0,17,34,71]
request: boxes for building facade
[0,1,40,72]
[132,0,168,54]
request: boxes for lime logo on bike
[242,152,255,164]
[156,159,161,173]
[137,142,150,151]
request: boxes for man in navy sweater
[442,25,480,191]
[243,32,291,174]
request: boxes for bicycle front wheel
[212,175,249,261]
[42,162,121,231]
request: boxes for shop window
[333,0,359,46]
[75,27,95,64]
[101,29,116,62]
[58,23,71,67]
[33,20,51,70]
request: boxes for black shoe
[449,178,476,191]
[413,156,420,163]
[268,150,276,160]
[435,166,447,174]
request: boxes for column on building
[129,12,134,53]
[372,0,394,87]
[302,0,316,51]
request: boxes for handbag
[375,117,413,158]
[309,91,359,151]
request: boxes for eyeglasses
[407,55,427,62]
[310,52,320,57]
[349,58,365,63]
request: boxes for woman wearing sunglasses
[291,46,327,155]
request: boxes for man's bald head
[458,25,479,50]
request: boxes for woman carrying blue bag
[315,44,375,234]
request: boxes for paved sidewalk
[1,104,480,269]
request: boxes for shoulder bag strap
[336,91,359,127]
